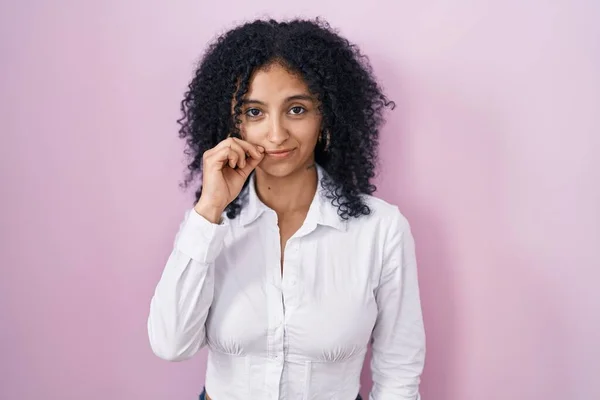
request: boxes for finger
[215,137,263,161]
[231,137,264,159]
[214,139,249,168]
[205,146,235,170]
[226,141,248,168]
[238,150,264,177]
[227,146,240,169]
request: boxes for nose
[267,116,289,146]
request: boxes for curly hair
[177,18,395,220]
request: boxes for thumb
[239,151,264,177]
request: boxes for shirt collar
[239,164,347,231]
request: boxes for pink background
[1,1,599,399]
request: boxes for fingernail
[257,146,265,152]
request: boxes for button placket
[265,211,285,374]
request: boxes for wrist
[194,201,225,224]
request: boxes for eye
[289,106,306,115]
[245,108,262,118]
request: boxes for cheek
[293,119,321,144]
[239,123,262,141]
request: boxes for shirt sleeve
[369,208,426,400]
[147,209,229,361]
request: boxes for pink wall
[1,1,598,399]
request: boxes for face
[236,62,322,178]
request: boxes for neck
[254,163,318,214]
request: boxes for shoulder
[359,195,417,272]
[358,194,411,233]
[341,194,412,250]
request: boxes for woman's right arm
[147,208,228,361]
[148,137,264,361]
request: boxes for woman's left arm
[370,208,426,400]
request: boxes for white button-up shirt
[148,166,425,400]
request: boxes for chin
[257,159,309,178]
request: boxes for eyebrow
[241,94,314,106]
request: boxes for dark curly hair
[177,17,395,220]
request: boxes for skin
[195,61,322,263]
[196,61,323,400]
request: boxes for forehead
[245,62,311,100]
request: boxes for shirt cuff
[174,209,229,264]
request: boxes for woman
[148,18,426,400]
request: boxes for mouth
[265,148,296,159]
